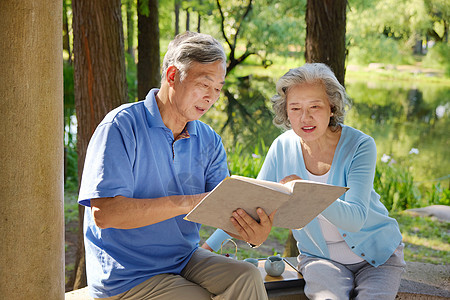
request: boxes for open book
[184,175,348,236]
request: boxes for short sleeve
[78,122,136,207]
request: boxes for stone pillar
[0,1,64,299]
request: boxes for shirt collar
[143,88,198,136]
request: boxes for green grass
[345,66,450,85]
[393,211,449,265]
[64,190,79,223]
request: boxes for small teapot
[264,255,285,277]
[243,258,259,267]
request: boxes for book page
[273,180,349,229]
[230,175,292,194]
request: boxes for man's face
[170,60,226,123]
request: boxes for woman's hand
[228,208,276,246]
[280,174,302,184]
[201,242,214,251]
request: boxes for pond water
[345,79,449,186]
[203,75,450,189]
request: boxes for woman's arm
[321,137,377,231]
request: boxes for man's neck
[155,88,187,139]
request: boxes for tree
[138,0,160,99]
[186,6,191,31]
[216,0,254,74]
[305,0,347,85]
[70,0,128,290]
[425,0,449,42]
[175,0,181,36]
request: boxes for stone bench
[65,261,450,300]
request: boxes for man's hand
[229,208,276,246]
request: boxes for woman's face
[286,82,333,143]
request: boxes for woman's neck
[301,126,342,175]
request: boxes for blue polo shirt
[78,89,229,298]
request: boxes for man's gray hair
[271,63,352,131]
[162,31,226,81]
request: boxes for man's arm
[90,193,207,229]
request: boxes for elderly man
[78,32,273,299]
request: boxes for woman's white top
[307,169,364,264]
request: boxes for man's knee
[235,261,263,283]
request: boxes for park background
[61,0,449,292]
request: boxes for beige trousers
[98,247,268,300]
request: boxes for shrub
[423,42,450,77]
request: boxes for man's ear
[166,66,177,87]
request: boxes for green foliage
[374,161,420,211]
[423,182,450,206]
[125,52,138,102]
[374,156,449,212]
[269,227,290,244]
[348,34,405,65]
[63,62,74,109]
[347,0,449,68]
[64,190,79,223]
[63,62,79,191]
[422,43,450,76]
[242,0,306,59]
[138,0,150,17]
[227,141,268,178]
[64,146,79,191]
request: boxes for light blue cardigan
[206,125,402,267]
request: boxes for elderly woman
[205,63,405,299]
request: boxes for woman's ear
[330,106,336,116]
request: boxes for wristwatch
[247,242,261,249]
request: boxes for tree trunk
[174,0,180,36]
[70,0,128,290]
[283,231,299,257]
[63,0,72,64]
[186,7,190,31]
[138,0,160,100]
[305,0,347,86]
[197,12,201,33]
[126,0,135,61]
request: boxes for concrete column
[0,1,64,299]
